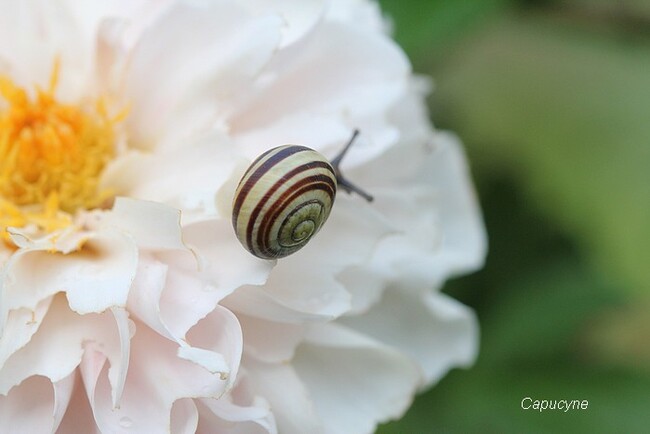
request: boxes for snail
[232,130,372,259]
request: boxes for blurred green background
[376,0,650,432]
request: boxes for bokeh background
[375,0,650,432]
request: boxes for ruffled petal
[0,295,127,398]
[127,218,271,341]
[101,133,245,214]
[0,375,55,433]
[82,319,229,433]
[420,132,487,277]
[229,18,409,145]
[2,227,137,316]
[238,314,305,363]
[0,297,51,368]
[0,0,88,100]
[244,357,322,434]
[197,369,276,434]
[240,0,326,48]
[292,324,420,434]
[103,197,187,251]
[170,398,199,434]
[338,132,487,313]
[225,199,390,322]
[52,371,77,433]
[56,372,99,434]
[339,290,479,385]
[125,0,282,149]
[162,218,273,296]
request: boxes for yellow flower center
[0,61,121,241]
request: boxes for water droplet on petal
[119,416,133,428]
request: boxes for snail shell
[232,145,337,260]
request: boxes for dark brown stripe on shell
[256,178,336,258]
[232,145,312,230]
[245,163,335,256]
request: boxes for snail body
[232,145,337,259]
[232,131,372,260]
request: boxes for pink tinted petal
[3,228,137,316]
[128,252,242,343]
[293,324,420,434]
[422,132,487,277]
[0,372,75,433]
[180,219,273,291]
[339,290,478,385]
[0,375,55,433]
[233,113,351,161]
[0,297,52,368]
[238,314,305,363]
[101,133,243,213]
[229,20,408,133]
[347,187,443,294]
[326,0,387,33]
[85,321,228,433]
[185,305,243,389]
[240,0,325,47]
[197,370,277,434]
[0,0,88,100]
[106,307,133,407]
[225,199,389,322]
[349,132,486,289]
[52,372,76,432]
[0,295,126,396]
[244,357,322,434]
[197,399,275,434]
[126,254,172,340]
[126,1,282,149]
[224,286,336,325]
[58,1,171,50]
[56,372,99,434]
[339,135,486,311]
[105,197,186,251]
[129,251,246,355]
[170,398,199,434]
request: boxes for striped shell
[232,145,337,259]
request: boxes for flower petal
[101,133,245,215]
[0,297,52,369]
[292,323,420,434]
[0,375,55,433]
[229,19,409,135]
[197,369,277,434]
[240,0,326,48]
[244,357,322,434]
[83,320,229,433]
[0,295,128,398]
[171,398,199,434]
[238,314,305,363]
[339,290,479,385]
[2,227,137,316]
[225,199,390,322]
[56,371,99,434]
[104,197,187,251]
[126,0,282,149]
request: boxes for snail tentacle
[331,130,374,203]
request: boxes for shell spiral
[232,145,337,259]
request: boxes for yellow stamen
[0,61,119,243]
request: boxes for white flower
[0,1,486,433]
